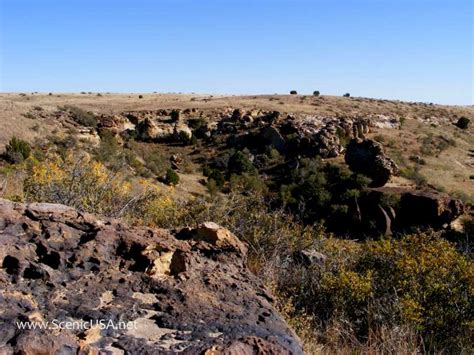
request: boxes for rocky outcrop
[345,139,399,187]
[280,116,371,158]
[261,126,287,153]
[0,199,302,354]
[398,190,465,229]
[135,117,174,141]
[356,187,465,235]
[98,114,135,134]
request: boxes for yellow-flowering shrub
[276,232,473,352]
[23,153,154,218]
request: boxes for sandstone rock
[279,116,371,158]
[173,122,193,141]
[345,139,399,187]
[194,221,248,256]
[76,129,101,147]
[292,249,327,266]
[0,199,302,354]
[135,118,173,141]
[98,114,135,134]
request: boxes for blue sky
[0,0,472,104]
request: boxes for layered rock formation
[0,199,303,354]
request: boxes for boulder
[398,190,465,228]
[0,199,302,354]
[193,221,248,256]
[173,122,193,141]
[261,126,287,153]
[360,187,464,235]
[135,118,173,141]
[345,139,399,187]
[292,249,327,266]
[280,116,370,158]
[98,114,135,134]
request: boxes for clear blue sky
[0,0,472,104]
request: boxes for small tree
[64,106,98,128]
[208,169,225,187]
[313,90,320,96]
[343,93,351,97]
[170,109,181,122]
[290,90,298,95]
[138,95,143,99]
[456,116,470,130]
[4,137,31,164]
[165,168,180,185]
[228,151,255,175]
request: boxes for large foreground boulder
[0,199,303,354]
[345,139,399,187]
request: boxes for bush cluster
[62,106,98,128]
[276,232,473,352]
[3,137,31,164]
[280,158,370,232]
[23,153,153,217]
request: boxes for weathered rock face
[261,126,287,153]
[398,190,465,229]
[345,139,399,187]
[280,116,371,158]
[352,187,465,236]
[0,199,303,354]
[135,117,174,141]
[98,114,135,134]
[173,122,193,141]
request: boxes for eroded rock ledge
[0,199,303,354]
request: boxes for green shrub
[165,168,179,185]
[373,134,386,144]
[3,137,31,164]
[280,159,369,228]
[462,217,474,237]
[177,130,193,145]
[313,90,320,96]
[229,173,268,195]
[343,93,351,97]
[206,178,219,196]
[228,150,255,175]
[96,131,120,163]
[290,90,298,95]
[400,166,427,187]
[63,106,98,128]
[207,169,225,187]
[170,109,180,122]
[127,141,169,176]
[399,116,406,129]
